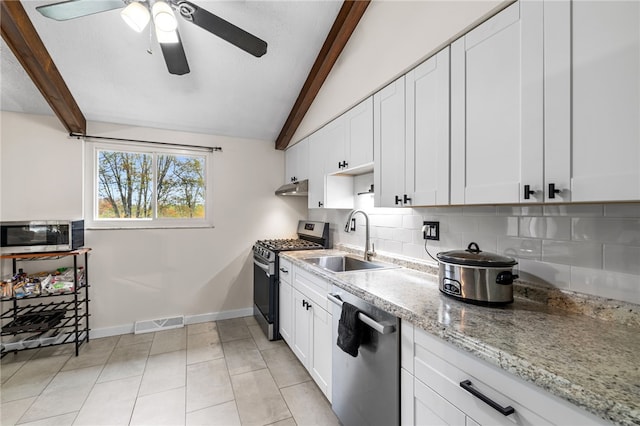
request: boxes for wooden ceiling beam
[1,0,86,135]
[274,0,370,150]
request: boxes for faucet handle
[367,243,376,260]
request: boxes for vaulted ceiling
[1,0,369,149]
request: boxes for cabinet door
[406,47,450,206]
[451,2,543,204]
[346,96,374,169]
[545,0,640,202]
[374,77,407,207]
[285,138,309,184]
[308,133,326,209]
[292,289,311,367]
[311,304,332,401]
[322,115,347,175]
[278,280,293,345]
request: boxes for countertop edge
[281,250,638,426]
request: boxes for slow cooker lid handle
[466,242,481,253]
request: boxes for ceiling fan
[35,0,268,75]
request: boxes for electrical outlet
[350,218,356,231]
[423,221,440,241]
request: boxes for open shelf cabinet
[0,248,91,357]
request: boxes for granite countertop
[281,248,640,426]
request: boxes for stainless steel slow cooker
[436,242,518,305]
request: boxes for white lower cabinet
[278,257,293,344]
[282,264,332,401]
[310,300,332,396]
[401,322,603,426]
[292,288,312,367]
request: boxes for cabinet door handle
[302,300,307,308]
[403,194,411,204]
[548,183,561,199]
[460,380,515,416]
[523,185,535,200]
[338,161,342,169]
[279,268,288,274]
[395,195,402,205]
[291,176,297,183]
[342,161,348,169]
[318,201,323,208]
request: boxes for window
[85,141,213,229]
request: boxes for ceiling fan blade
[36,0,124,21]
[176,1,267,58]
[159,33,190,75]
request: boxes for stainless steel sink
[302,255,397,273]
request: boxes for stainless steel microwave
[0,220,84,254]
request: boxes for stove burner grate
[258,238,324,251]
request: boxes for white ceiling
[1,0,343,141]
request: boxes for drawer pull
[460,380,515,416]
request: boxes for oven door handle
[328,293,395,335]
[253,255,271,277]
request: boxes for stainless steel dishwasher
[328,287,400,426]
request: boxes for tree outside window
[97,150,206,220]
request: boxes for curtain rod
[69,133,222,152]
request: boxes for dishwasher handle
[328,293,396,335]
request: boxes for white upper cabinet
[309,122,355,209]
[375,47,450,208]
[544,0,640,202]
[322,113,348,176]
[284,137,309,184]
[308,132,326,209]
[346,97,374,171]
[406,47,451,206]
[374,76,407,207]
[325,97,374,175]
[451,2,544,204]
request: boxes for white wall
[1,111,307,335]
[290,0,510,144]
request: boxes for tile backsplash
[309,179,640,305]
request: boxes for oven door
[253,255,274,320]
[254,253,281,341]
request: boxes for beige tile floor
[1,316,340,426]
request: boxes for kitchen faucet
[344,209,375,261]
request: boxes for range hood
[275,179,308,196]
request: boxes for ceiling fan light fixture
[121,1,150,33]
[152,1,178,32]
[156,27,179,44]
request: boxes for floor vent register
[134,315,185,334]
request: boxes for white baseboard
[89,307,255,339]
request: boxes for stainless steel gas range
[253,221,330,340]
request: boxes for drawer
[414,341,549,426]
[414,375,466,426]
[278,257,293,284]
[412,328,601,426]
[294,267,330,311]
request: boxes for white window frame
[84,140,214,229]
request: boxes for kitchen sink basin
[302,255,397,273]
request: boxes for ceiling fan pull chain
[147,21,153,54]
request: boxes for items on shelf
[1,267,83,299]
